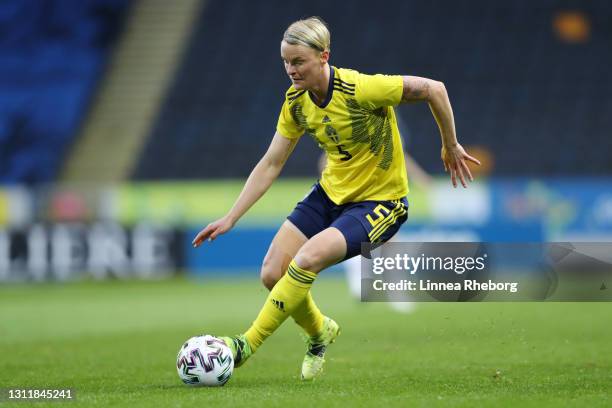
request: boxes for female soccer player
[192,17,480,380]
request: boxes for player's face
[281,41,328,90]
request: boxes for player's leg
[243,227,346,351]
[223,227,345,368]
[298,213,373,381]
[260,220,306,290]
[221,183,340,368]
[300,199,408,380]
[260,220,326,337]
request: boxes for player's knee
[293,248,324,273]
[260,271,278,290]
[260,258,280,290]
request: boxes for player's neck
[309,64,331,104]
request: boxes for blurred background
[1,0,611,282]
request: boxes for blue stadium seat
[0,0,129,184]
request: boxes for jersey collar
[308,65,334,108]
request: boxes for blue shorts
[287,183,409,260]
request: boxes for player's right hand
[441,143,481,188]
[192,215,235,247]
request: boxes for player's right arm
[192,132,299,247]
[401,76,480,188]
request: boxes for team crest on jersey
[325,124,340,143]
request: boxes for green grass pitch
[1,277,611,407]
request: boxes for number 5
[336,144,352,161]
[366,204,390,227]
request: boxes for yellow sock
[245,260,317,351]
[292,292,324,337]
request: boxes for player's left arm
[401,76,481,188]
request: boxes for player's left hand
[441,143,481,188]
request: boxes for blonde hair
[283,17,330,52]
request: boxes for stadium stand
[0,0,129,184]
[61,0,202,183]
[133,0,612,179]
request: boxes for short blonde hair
[283,17,330,52]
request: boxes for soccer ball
[176,335,234,386]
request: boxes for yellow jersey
[276,66,408,205]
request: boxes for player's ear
[320,50,330,64]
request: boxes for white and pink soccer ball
[176,335,234,387]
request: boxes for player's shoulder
[336,66,403,108]
[334,67,399,95]
[336,67,402,85]
[330,67,359,98]
[334,67,359,87]
[284,85,307,104]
